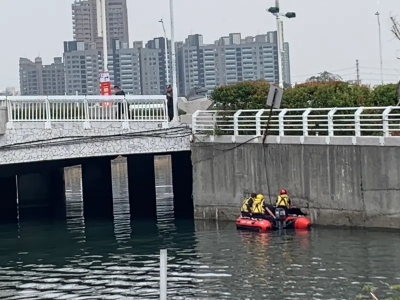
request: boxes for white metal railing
[192,107,400,137]
[5,95,168,126]
[0,96,6,108]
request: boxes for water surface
[0,156,399,299]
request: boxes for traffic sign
[267,85,283,109]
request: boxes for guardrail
[192,107,400,137]
[4,95,168,128]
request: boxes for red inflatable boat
[236,215,311,232]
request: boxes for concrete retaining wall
[191,143,400,228]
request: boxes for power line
[0,125,192,151]
[291,67,355,78]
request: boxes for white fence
[4,95,168,124]
[192,107,400,137]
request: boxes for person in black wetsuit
[114,85,126,119]
[166,85,174,121]
[240,193,257,217]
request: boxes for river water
[0,156,399,300]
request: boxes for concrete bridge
[1,96,400,229]
[0,95,193,224]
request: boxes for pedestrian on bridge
[114,85,126,119]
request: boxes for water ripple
[0,156,399,299]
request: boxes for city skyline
[19,30,289,96]
[1,0,399,90]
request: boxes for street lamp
[267,1,296,88]
[159,19,170,87]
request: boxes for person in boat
[276,189,291,208]
[240,193,257,217]
[251,194,274,220]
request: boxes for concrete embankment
[191,143,400,229]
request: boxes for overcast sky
[0,0,399,90]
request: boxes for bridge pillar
[0,176,18,223]
[82,158,113,220]
[171,151,194,219]
[127,154,157,219]
[18,169,66,221]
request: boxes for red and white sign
[99,71,112,107]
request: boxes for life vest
[251,198,265,214]
[276,195,289,207]
[241,197,253,212]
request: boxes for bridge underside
[0,151,194,223]
[0,122,190,165]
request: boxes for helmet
[256,194,264,200]
[280,189,287,195]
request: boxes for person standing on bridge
[114,85,126,119]
[166,85,174,121]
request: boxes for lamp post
[159,19,170,87]
[169,0,179,121]
[267,1,296,88]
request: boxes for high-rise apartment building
[63,41,103,95]
[71,0,129,50]
[176,31,291,96]
[63,39,168,95]
[61,31,290,97]
[19,57,65,96]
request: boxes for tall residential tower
[71,0,129,50]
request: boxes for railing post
[162,98,169,128]
[302,108,312,136]
[382,106,393,137]
[83,96,90,129]
[212,112,217,136]
[6,96,13,129]
[233,110,242,136]
[327,108,338,137]
[278,109,287,136]
[255,109,264,136]
[44,96,51,129]
[354,107,364,137]
[122,96,129,129]
[192,110,199,134]
[160,249,167,300]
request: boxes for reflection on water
[0,156,399,299]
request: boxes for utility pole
[356,59,360,85]
[375,11,384,84]
[97,0,112,99]
[169,0,179,121]
[159,19,170,87]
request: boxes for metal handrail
[4,95,168,126]
[192,107,400,137]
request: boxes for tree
[306,71,343,83]
[371,83,399,106]
[390,15,400,42]
[282,81,373,108]
[210,80,271,110]
[210,80,398,110]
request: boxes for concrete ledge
[193,135,400,146]
[194,205,400,229]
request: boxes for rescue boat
[236,215,311,231]
[236,207,311,231]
